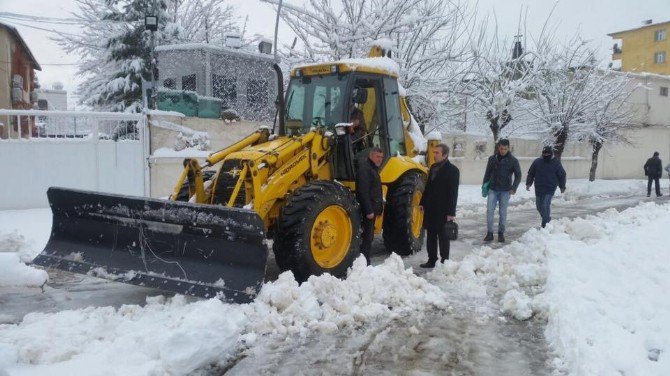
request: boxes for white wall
[0,139,145,209]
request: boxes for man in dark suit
[356,147,384,265]
[644,152,663,198]
[419,143,460,268]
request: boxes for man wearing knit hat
[526,146,567,228]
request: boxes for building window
[655,29,666,41]
[661,87,669,97]
[212,74,237,108]
[163,78,176,89]
[247,79,268,107]
[182,74,196,91]
[655,51,666,64]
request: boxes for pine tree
[57,0,238,112]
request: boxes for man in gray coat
[482,139,521,243]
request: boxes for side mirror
[352,87,368,104]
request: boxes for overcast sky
[1,0,669,103]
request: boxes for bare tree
[576,72,638,181]
[455,24,535,143]
[261,0,476,130]
[526,36,602,159]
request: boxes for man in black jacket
[526,146,567,228]
[419,144,460,268]
[482,139,521,243]
[356,147,384,265]
[644,152,663,198]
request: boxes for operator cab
[283,67,407,181]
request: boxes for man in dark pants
[482,139,521,243]
[644,152,663,197]
[526,146,567,228]
[356,147,384,265]
[419,144,460,268]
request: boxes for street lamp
[145,16,158,31]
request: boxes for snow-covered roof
[295,57,400,77]
[156,43,277,63]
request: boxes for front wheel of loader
[273,181,362,281]
[383,172,426,256]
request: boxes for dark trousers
[426,226,450,262]
[360,217,375,265]
[647,176,661,196]
[535,193,554,227]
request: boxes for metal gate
[0,109,149,209]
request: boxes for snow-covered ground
[0,180,669,375]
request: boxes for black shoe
[657,194,664,197]
[420,261,436,268]
[647,193,651,197]
[498,233,505,243]
[440,257,448,263]
[541,221,546,228]
[484,232,494,242]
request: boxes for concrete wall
[148,114,261,198]
[441,126,670,184]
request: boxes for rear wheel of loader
[383,172,425,256]
[273,181,362,281]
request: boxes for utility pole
[273,0,283,62]
[145,1,158,109]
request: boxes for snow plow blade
[32,187,267,303]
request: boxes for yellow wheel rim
[310,205,352,269]
[411,190,423,238]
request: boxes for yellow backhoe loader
[33,45,439,303]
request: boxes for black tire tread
[383,172,426,256]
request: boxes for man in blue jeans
[482,139,521,242]
[526,146,567,228]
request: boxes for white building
[35,82,68,111]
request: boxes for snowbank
[0,230,48,289]
[543,204,670,375]
[0,256,445,375]
[456,179,647,209]
[427,202,670,375]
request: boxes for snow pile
[429,202,670,375]
[152,147,211,158]
[0,232,48,288]
[338,57,400,76]
[0,255,444,375]
[174,131,210,151]
[543,203,670,375]
[247,256,446,336]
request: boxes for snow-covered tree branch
[56,0,239,112]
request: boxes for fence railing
[0,109,145,140]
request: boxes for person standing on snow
[356,147,384,265]
[526,146,567,228]
[665,163,670,195]
[419,144,459,268]
[644,152,663,198]
[482,139,521,243]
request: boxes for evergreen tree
[57,0,238,112]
